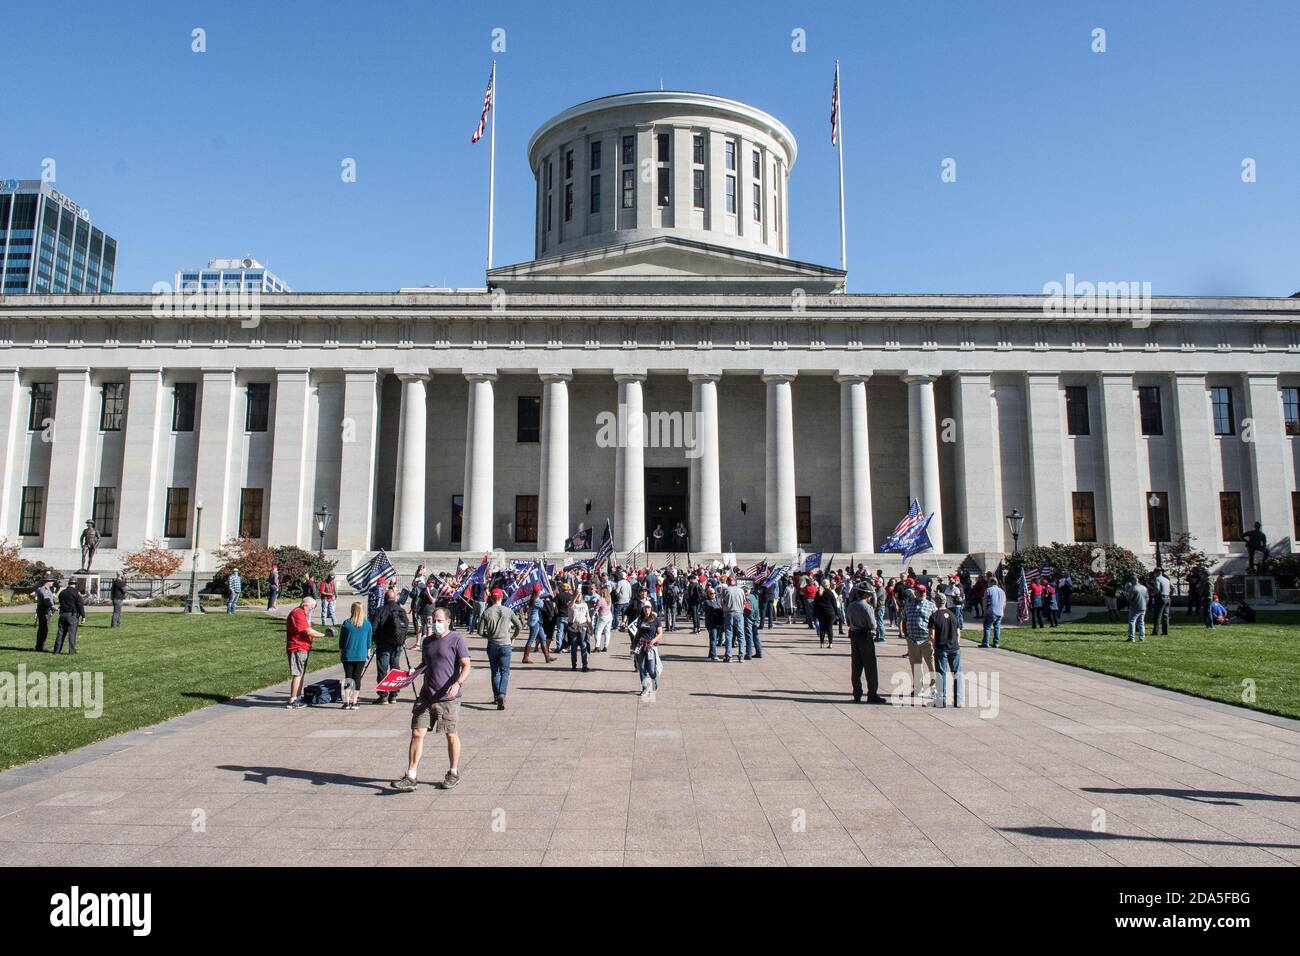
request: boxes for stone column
[462,372,496,552]
[763,373,797,553]
[953,371,998,553]
[1171,372,1219,548]
[538,372,571,552]
[1243,372,1291,545]
[115,368,165,549]
[45,368,94,549]
[194,369,238,549]
[337,369,380,550]
[836,374,873,553]
[267,369,311,548]
[614,373,646,553]
[392,372,428,551]
[1098,371,1145,552]
[904,373,945,552]
[1023,371,1069,548]
[0,369,24,540]
[688,372,722,553]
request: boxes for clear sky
[3,0,1296,295]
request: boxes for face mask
[434,622,448,635]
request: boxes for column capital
[760,371,796,384]
[1244,370,1280,383]
[1172,370,1207,382]
[343,368,380,378]
[1098,369,1136,380]
[952,369,993,380]
[1023,370,1061,381]
[687,371,722,384]
[833,372,872,385]
[614,371,647,384]
[395,370,430,383]
[54,366,92,376]
[539,370,573,383]
[901,372,938,385]
[127,366,165,375]
[464,371,498,384]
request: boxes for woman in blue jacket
[338,602,373,710]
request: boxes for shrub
[1004,542,1148,601]
[270,545,336,593]
[121,539,184,583]
[0,538,30,590]
[208,537,276,595]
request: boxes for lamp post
[1149,494,1163,569]
[315,504,332,557]
[186,500,204,614]
[1005,509,1024,555]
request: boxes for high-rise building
[0,179,117,294]
[175,258,291,294]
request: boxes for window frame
[245,382,271,433]
[239,487,264,540]
[1138,385,1163,436]
[1211,386,1235,436]
[164,487,190,539]
[1065,385,1091,436]
[516,396,541,444]
[19,486,44,537]
[1072,491,1097,543]
[1282,386,1300,436]
[795,495,812,546]
[1219,491,1243,543]
[515,495,539,544]
[172,382,197,432]
[28,382,54,431]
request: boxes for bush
[121,539,184,582]
[209,537,276,596]
[1268,555,1300,588]
[270,545,336,594]
[1005,542,1148,602]
[11,559,59,594]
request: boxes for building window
[1283,387,1300,436]
[239,487,264,539]
[1072,492,1097,543]
[19,486,43,536]
[752,150,760,178]
[621,134,634,166]
[515,495,538,544]
[589,175,601,214]
[544,159,553,231]
[88,486,116,537]
[28,382,54,431]
[1146,491,1170,543]
[246,383,270,432]
[100,382,126,431]
[693,169,706,209]
[752,183,762,222]
[796,495,812,545]
[164,487,190,538]
[1065,385,1090,436]
[1211,386,1234,436]
[724,140,736,171]
[450,495,463,544]
[517,396,541,443]
[172,382,197,431]
[692,134,705,165]
[657,167,670,207]
[564,149,574,179]
[656,132,670,163]
[1138,385,1163,436]
[1219,491,1243,543]
[564,183,574,222]
[621,169,635,209]
[1293,492,1300,542]
[589,140,601,171]
[725,175,736,213]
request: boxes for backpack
[303,679,342,705]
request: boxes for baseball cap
[490,587,505,601]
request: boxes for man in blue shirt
[980,572,1006,648]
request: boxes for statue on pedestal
[1243,522,1268,573]
[79,520,101,573]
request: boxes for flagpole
[835,59,847,281]
[486,60,497,273]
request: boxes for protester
[478,587,522,708]
[320,573,338,630]
[980,572,1005,648]
[568,588,592,671]
[392,608,471,792]
[226,568,242,615]
[1151,568,1171,636]
[592,586,613,653]
[110,572,127,628]
[929,593,963,707]
[814,580,838,646]
[719,575,746,662]
[372,587,410,703]
[1124,572,1149,643]
[267,563,281,611]
[521,587,554,664]
[632,601,664,699]
[338,601,373,710]
[703,586,725,660]
[285,596,323,708]
[902,586,936,700]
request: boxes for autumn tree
[0,538,31,591]
[120,539,184,592]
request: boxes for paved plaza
[1,619,1298,867]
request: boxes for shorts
[411,697,460,733]
[288,650,309,676]
[341,660,366,686]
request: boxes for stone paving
[1,618,1298,867]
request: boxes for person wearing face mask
[392,608,472,792]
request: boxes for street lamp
[1148,494,1163,568]
[1005,509,1024,554]
[314,504,332,557]
[187,500,205,614]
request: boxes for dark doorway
[645,467,688,552]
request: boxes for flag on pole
[1017,568,1031,624]
[506,561,552,611]
[880,499,925,553]
[471,66,495,144]
[760,564,791,590]
[455,554,489,600]
[742,559,768,580]
[593,518,614,571]
[346,550,397,593]
[802,551,823,573]
[830,65,841,146]
[566,528,593,552]
[899,516,934,562]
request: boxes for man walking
[902,585,936,700]
[1151,567,1171,636]
[110,572,127,628]
[226,568,242,614]
[980,572,1006,648]
[53,580,85,655]
[33,575,56,651]
[1125,572,1149,643]
[285,596,323,708]
[392,608,471,792]
[846,584,886,704]
[372,587,410,704]
[929,593,963,707]
[477,587,521,709]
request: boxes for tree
[270,545,337,593]
[1162,531,1208,596]
[120,539,184,589]
[0,538,30,591]
[211,537,275,596]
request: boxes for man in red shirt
[286,596,324,709]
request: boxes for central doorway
[645,467,688,553]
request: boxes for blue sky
[3,0,1296,295]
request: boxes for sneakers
[391,775,417,792]
[287,698,306,709]
[441,770,460,790]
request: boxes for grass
[0,611,340,772]
[965,610,1300,720]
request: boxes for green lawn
[966,611,1300,719]
[0,611,340,771]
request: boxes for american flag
[593,517,614,571]
[830,65,840,146]
[880,499,924,553]
[1017,568,1031,624]
[471,66,495,144]
[346,550,397,593]
[743,559,768,580]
